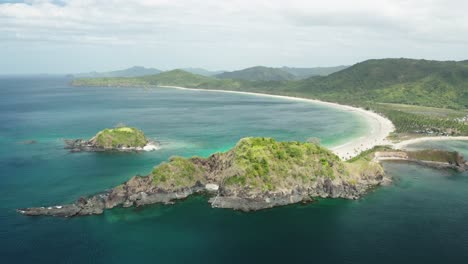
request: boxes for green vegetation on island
[20,137,389,216]
[92,127,148,148]
[21,136,468,216]
[64,126,151,151]
[152,156,206,188]
[150,137,383,194]
[224,137,345,191]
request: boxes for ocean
[1,76,467,263]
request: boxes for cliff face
[18,138,387,217]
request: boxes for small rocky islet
[64,126,159,152]
[18,133,467,217]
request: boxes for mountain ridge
[215,66,296,81]
[73,66,162,78]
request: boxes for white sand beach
[159,86,395,160]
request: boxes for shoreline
[393,136,468,149]
[159,85,395,160]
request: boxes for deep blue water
[1,77,468,263]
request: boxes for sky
[1,0,468,74]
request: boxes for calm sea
[0,77,467,263]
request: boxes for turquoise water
[1,77,468,263]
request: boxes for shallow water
[1,77,467,263]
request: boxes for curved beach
[159,86,396,160]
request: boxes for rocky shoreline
[18,175,388,217]
[64,138,159,152]
[19,138,465,218]
[18,138,390,217]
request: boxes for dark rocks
[413,160,466,172]
[19,138,391,217]
[19,140,38,145]
[17,204,81,217]
[375,150,467,172]
[63,138,159,152]
[64,139,104,152]
[209,194,311,211]
[17,185,206,217]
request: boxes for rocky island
[64,126,158,152]
[19,137,389,216]
[18,137,467,217]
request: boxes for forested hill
[280,66,348,78]
[296,59,468,109]
[72,58,468,136]
[215,66,296,81]
[73,59,468,110]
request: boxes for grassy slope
[150,137,382,192]
[93,127,148,148]
[226,137,345,191]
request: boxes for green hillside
[72,58,468,136]
[215,66,296,81]
[280,66,348,78]
[72,69,291,91]
[295,59,468,109]
[182,68,224,76]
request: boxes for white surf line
[393,136,468,149]
[159,85,396,161]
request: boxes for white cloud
[0,0,467,73]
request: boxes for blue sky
[1,0,468,74]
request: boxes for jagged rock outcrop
[64,127,158,152]
[18,137,388,217]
